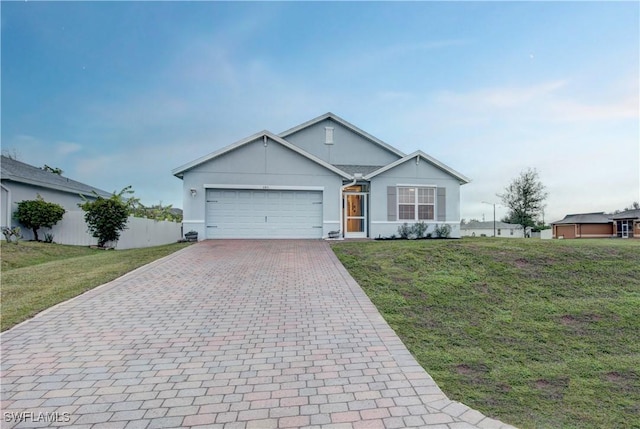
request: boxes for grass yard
[1,241,191,331]
[332,238,640,429]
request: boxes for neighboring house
[610,209,640,239]
[460,221,528,238]
[1,155,111,239]
[551,212,614,239]
[173,112,470,240]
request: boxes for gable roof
[278,112,406,159]
[461,221,523,230]
[363,151,471,184]
[610,209,640,220]
[172,130,352,179]
[552,212,612,225]
[1,155,111,197]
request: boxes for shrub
[2,226,21,244]
[434,224,452,238]
[130,201,182,222]
[413,222,428,238]
[398,222,431,239]
[398,223,411,239]
[79,187,132,248]
[14,195,65,241]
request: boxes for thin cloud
[338,39,471,75]
[435,79,638,122]
[56,141,82,155]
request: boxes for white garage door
[206,189,323,239]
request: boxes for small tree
[498,168,548,236]
[79,187,133,247]
[14,195,65,241]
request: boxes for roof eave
[2,176,111,198]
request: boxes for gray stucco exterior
[174,113,469,240]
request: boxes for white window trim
[396,186,436,222]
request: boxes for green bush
[79,187,132,247]
[434,223,452,238]
[397,222,430,239]
[398,223,412,239]
[14,195,65,241]
[2,226,21,244]
[413,221,428,238]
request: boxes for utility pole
[482,201,497,237]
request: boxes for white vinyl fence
[14,211,183,249]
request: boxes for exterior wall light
[190,188,197,197]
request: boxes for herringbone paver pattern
[1,240,515,428]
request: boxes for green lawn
[1,241,192,331]
[332,238,640,429]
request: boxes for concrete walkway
[1,240,515,429]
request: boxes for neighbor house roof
[363,151,471,184]
[552,212,612,225]
[0,155,111,197]
[172,131,352,179]
[461,221,523,230]
[610,209,640,220]
[278,112,406,159]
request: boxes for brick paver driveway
[1,240,514,429]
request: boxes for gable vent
[325,127,334,145]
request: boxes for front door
[344,192,368,238]
[620,221,631,238]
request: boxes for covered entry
[343,185,368,238]
[206,188,323,239]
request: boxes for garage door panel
[206,189,323,239]
[556,225,575,239]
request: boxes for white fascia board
[364,151,471,184]
[278,112,406,158]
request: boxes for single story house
[173,112,470,240]
[551,212,614,239]
[460,220,528,238]
[611,209,640,239]
[1,155,111,240]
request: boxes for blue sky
[2,1,638,223]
